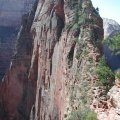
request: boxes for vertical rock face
[0,26,18,80]
[0,0,35,80]
[29,0,103,119]
[0,0,38,120]
[0,0,103,120]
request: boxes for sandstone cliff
[0,0,104,120]
[0,0,35,80]
[0,26,18,80]
[0,0,38,119]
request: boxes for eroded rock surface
[91,79,120,120]
[0,0,38,119]
[0,0,35,80]
[0,0,103,120]
[29,0,103,119]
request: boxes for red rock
[0,0,104,120]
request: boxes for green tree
[97,56,115,91]
[104,32,120,54]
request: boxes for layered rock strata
[91,78,120,120]
[0,0,103,120]
[0,0,38,119]
[0,0,35,80]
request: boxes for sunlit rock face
[0,0,103,120]
[103,18,120,38]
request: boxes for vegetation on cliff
[66,0,103,120]
[0,0,105,119]
[67,0,102,120]
[96,56,115,91]
[104,32,120,55]
[68,108,97,120]
[115,69,120,80]
[67,0,94,30]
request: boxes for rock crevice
[0,0,104,120]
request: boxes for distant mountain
[103,18,120,71]
[103,18,120,38]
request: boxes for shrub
[104,32,120,54]
[68,108,97,120]
[115,69,120,80]
[71,1,87,31]
[85,111,97,120]
[72,23,79,30]
[96,56,115,91]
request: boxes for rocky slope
[92,18,120,120]
[103,18,120,38]
[0,0,104,120]
[91,76,120,120]
[0,0,35,80]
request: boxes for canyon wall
[0,0,38,119]
[0,0,104,120]
[30,0,103,119]
[0,0,34,27]
[0,0,35,80]
[0,26,18,80]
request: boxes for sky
[91,0,120,24]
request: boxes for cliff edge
[0,0,104,120]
